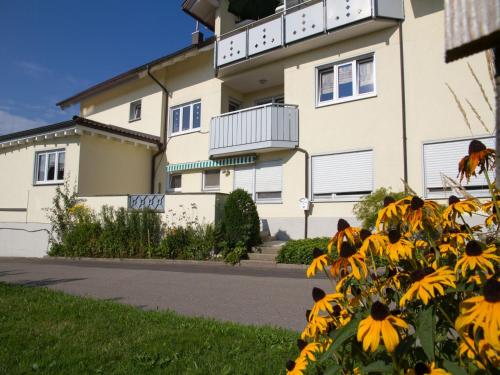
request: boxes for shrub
[221,189,261,249]
[353,187,406,229]
[159,224,217,260]
[276,238,330,264]
[224,242,247,265]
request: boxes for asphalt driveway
[0,258,331,331]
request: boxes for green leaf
[323,364,342,375]
[442,360,468,375]
[416,305,434,361]
[362,360,392,374]
[319,317,360,363]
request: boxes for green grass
[0,283,298,374]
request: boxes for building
[0,0,495,256]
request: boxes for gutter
[295,147,309,239]
[399,21,409,187]
[147,65,169,194]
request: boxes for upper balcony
[209,103,299,157]
[215,0,404,72]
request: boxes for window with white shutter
[255,160,282,203]
[423,137,495,198]
[311,150,373,201]
[234,166,255,199]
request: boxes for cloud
[0,110,45,136]
[14,61,52,78]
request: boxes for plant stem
[483,171,500,236]
[391,351,400,374]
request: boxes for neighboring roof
[56,37,215,109]
[182,0,217,31]
[0,116,161,146]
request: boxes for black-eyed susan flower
[406,362,451,375]
[405,196,440,232]
[310,287,343,317]
[307,248,329,278]
[455,240,499,277]
[359,229,388,256]
[328,219,360,254]
[482,196,499,227]
[301,310,330,339]
[357,301,408,352]
[285,357,307,375]
[385,230,414,261]
[297,339,320,361]
[442,228,471,247]
[458,139,496,183]
[455,277,500,351]
[442,195,480,228]
[330,241,368,280]
[399,266,456,306]
[375,196,410,230]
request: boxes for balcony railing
[128,194,165,213]
[215,0,404,68]
[209,103,299,157]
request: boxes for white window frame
[129,100,142,122]
[167,173,182,192]
[310,149,374,202]
[233,160,283,204]
[316,54,376,107]
[34,149,66,185]
[202,169,221,191]
[170,100,202,136]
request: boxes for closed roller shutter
[234,166,255,198]
[256,160,282,193]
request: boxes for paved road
[0,258,331,331]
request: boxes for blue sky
[0,0,211,136]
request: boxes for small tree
[353,187,406,230]
[222,189,261,249]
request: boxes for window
[129,100,142,121]
[234,160,283,203]
[203,170,220,191]
[423,137,495,198]
[168,174,182,191]
[317,55,375,105]
[255,95,285,106]
[171,101,201,135]
[35,150,65,184]
[311,150,373,201]
[228,99,242,112]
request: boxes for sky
[0,0,212,136]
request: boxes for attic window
[129,100,142,122]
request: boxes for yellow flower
[301,310,330,339]
[297,339,320,361]
[400,266,456,306]
[375,196,410,230]
[310,287,343,317]
[328,219,360,254]
[455,240,499,277]
[442,195,480,228]
[286,357,308,375]
[405,196,440,232]
[359,229,388,256]
[385,230,414,261]
[307,248,329,278]
[406,362,451,375]
[455,277,500,351]
[357,301,408,353]
[330,241,368,280]
[458,139,496,183]
[482,196,499,227]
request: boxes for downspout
[147,65,169,193]
[398,21,409,187]
[295,147,309,239]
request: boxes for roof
[0,116,161,146]
[182,0,216,31]
[56,37,215,109]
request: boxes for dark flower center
[312,247,323,259]
[387,268,398,277]
[337,218,350,231]
[460,224,469,232]
[332,305,341,317]
[414,362,430,375]
[312,287,326,302]
[352,286,362,296]
[411,196,425,210]
[360,229,372,241]
[306,309,312,322]
[465,240,483,256]
[448,195,460,205]
[483,278,500,303]
[370,301,390,321]
[326,321,336,334]
[388,230,401,244]
[297,339,307,351]
[339,241,357,258]
[286,360,296,371]
[411,267,434,282]
[384,196,396,207]
[469,139,486,155]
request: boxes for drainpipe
[295,147,309,239]
[147,65,169,193]
[398,21,409,187]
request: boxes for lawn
[0,283,298,374]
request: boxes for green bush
[221,189,261,249]
[224,241,247,265]
[353,187,406,229]
[159,224,217,260]
[276,237,332,264]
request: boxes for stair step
[247,253,277,261]
[260,241,286,248]
[257,247,281,255]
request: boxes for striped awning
[166,155,256,173]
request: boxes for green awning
[166,155,256,173]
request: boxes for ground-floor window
[311,149,373,201]
[423,136,495,198]
[168,174,182,192]
[203,169,220,191]
[234,160,283,203]
[34,149,65,185]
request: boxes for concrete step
[260,241,286,248]
[247,253,277,262]
[253,241,286,254]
